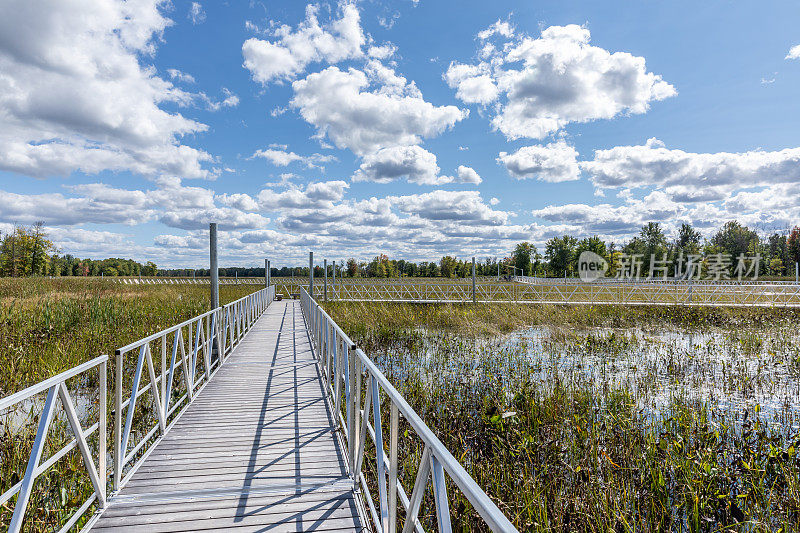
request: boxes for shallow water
[500,326,800,430]
[374,324,800,432]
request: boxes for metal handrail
[321,279,800,307]
[0,355,108,533]
[300,288,518,533]
[511,274,800,286]
[112,286,276,491]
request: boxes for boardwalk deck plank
[90,300,364,532]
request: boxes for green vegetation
[0,278,259,395]
[325,301,800,532]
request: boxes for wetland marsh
[324,302,800,532]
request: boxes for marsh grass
[325,302,800,532]
[0,278,259,395]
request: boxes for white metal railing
[300,288,518,533]
[511,274,800,286]
[0,356,108,533]
[112,285,275,491]
[322,279,800,307]
[114,277,265,285]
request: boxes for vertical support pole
[472,256,476,303]
[388,402,399,533]
[161,335,167,412]
[264,259,269,288]
[353,358,363,492]
[332,260,336,301]
[309,251,314,299]
[99,359,107,504]
[113,349,122,491]
[209,223,219,310]
[324,258,328,302]
[347,344,356,474]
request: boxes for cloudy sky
[1,0,799,267]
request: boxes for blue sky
[1,0,799,267]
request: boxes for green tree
[142,261,158,276]
[574,236,607,274]
[767,233,788,276]
[0,223,55,277]
[712,221,759,274]
[345,258,358,277]
[439,256,458,278]
[624,223,669,276]
[788,226,800,267]
[675,222,702,255]
[511,242,536,276]
[545,235,578,276]
[769,257,784,275]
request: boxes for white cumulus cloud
[445,23,676,139]
[354,145,446,185]
[242,3,365,84]
[291,66,467,155]
[0,0,214,179]
[498,140,580,182]
[253,148,337,168]
[581,138,800,199]
[188,2,205,24]
[456,165,482,184]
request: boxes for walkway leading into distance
[91,300,366,532]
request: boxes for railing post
[210,223,219,310]
[388,402,399,533]
[99,359,107,504]
[113,349,122,491]
[333,327,341,420]
[347,343,356,473]
[309,251,314,298]
[161,335,167,411]
[472,256,476,303]
[332,260,336,301]
[352,355,362,488]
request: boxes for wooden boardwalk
[91,300,366,532]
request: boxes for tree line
[515,221,800,279]
[313,222,800,280]
[4,221,799,280]
[0,224,157,277]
